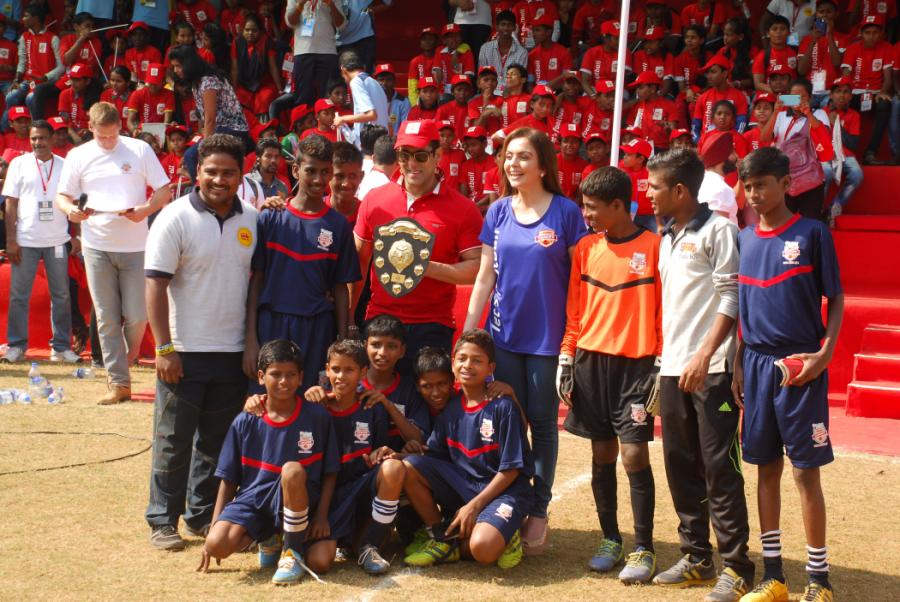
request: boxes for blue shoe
[619,547,657,584]
[358,544,391,575]
[588,538,624,572]
[272,549,304,585]
[258,535,281,568]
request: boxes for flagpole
[609,0,631,167]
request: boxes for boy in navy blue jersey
[304,339,417,575]
[363,314,432,451]
[199,340,340,586]
[735,147,843,602]
[245,134,362,392]
[401,329,534,570]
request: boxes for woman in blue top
[464,127,587,552]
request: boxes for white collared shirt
[2,152,68,248]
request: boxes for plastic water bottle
[0,389,14,404]
[27,362,46,398]
[48,386,64,404]
[72,367,94,379]
[16,389,32,404]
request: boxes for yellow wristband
[155,342,176,356]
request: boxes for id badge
[300,5,316,37]
[54,245,64,259]
[811,70,826,94]
[787,32,799,46]
[282,56,294,73]
[860,92,873,112]
[38,199,54,222]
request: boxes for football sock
[365,497,400,546]
[283,506,309,552]
[591,461,621,543]
[627,466,655,552]
[806,544,830,588]
[761,530,785,582]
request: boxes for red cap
[831,76,853,88]
[106,28,126,41]
[314,98,335,114]
[669,128,692,141]
[69,63,93,79]
[628,71,663,88]
[601,21,620,37]
[290,104,312,127]
[127,21,150,34]
[442,23,461,35]
[563,69,581,81]
[395,120,440,149]
[861,14,886,28]
[1,148,23,164]
[373,63,394,77]
[417,76,438,90]
[187,134,203,147]
[620,137,652,158]
[698,130,734,167]
[450,74,471,87]
[531,84,556,99]
[643,25,665,40]
[250,119,278,143]
[700,55,733,73]
[8,106,30,121]
[145,63,165,85]
[532,13,555,28]
[437,120,455,132]
[420,27,439,37]
[584,131,610,144]
[768,62,794,76]
[624,125,644,137]
[165,123,190,137]
[560,122,581,139]
[477,65,497,77]
[464,125,487,139]
[594,80,615,94]
[753,92,777,105]
[48,116,68,131]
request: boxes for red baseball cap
[106,28,126,41]
[594,80,615,94]
[250,119,278,143]
[624,125,644,137]
[584,131,610,144]
[531,84,556,99]
[314,98,335,114]
[442,23,461,35]
[8,106,30,121]
[127,21,150,34]
[48,116,68,131]
[559,122,581,139]
[628,71,664,88]
[477,65,497,77]
[165,123,190,137]
[620,137,652,158]
[563,69,581,81]
[373,63,394,77]
[420,27,439,37]
[753,92,777,105]
[643,25,665,41]
[437,120,455,132]
[417,76,438,90]
[145,63,165,85]
[669,128,692,141]
[290,104,312,127]
[700,55,733,73]
[187,134,203,147]
[395,120,440,149]
[601,21,620,37]
[831,76,853,88]
[463,125,487,139]
[768,62,794,76]
[70,63,93,79]
[532,13,555,28]
[861,14,886,28]
[450,74,471,87]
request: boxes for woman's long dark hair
[202,22,231,74]
[169,44,223,89]
[724,18,752,84]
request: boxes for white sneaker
[1,346,25,363]
[50,349,82,363]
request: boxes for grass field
[1,362,898,601]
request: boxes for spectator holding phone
[797,0,850,110]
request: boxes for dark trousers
[460,24,493,62]
[337,35,377,74]
[145,352,246,530]
[851,94,892,155]
[292,53,339,108]
[387,321,454,377]
[786,183,825,221]
[660,373,754,580]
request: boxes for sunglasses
[398,150,433,164]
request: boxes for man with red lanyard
[761,0,817,48]
[353,119,483,374]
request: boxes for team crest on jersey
[782,240,801,264]
[637,179,649,192]
[495,503,514,521]
[534,228,558,248]
[631,403,648,425]
[121,162,132,173]
[317,228,334,251]
[787,56,797,69]
[678,241,697,259]
[548,58,558,70]
[652,108,664,121]
[877,2,887,12]
[872,59,883,71]
[449,163,459,177]
[655,65,664,77]
[629,252,648,275]
[354,421,370,443]
[480,418,494,440]
[297,431,315,452]
[811,423,829,447]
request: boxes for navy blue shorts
[742,347,834,469]
[255,309,336,393]
[405,455,532,544]
[328,469,379,544]
[216,479,321,543]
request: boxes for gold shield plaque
[372,217,435,298]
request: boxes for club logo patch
[298,431,314,452]
[534,228,558,248]
[637,179,649,192]
[480,418,494,440]
[631,403,648,425]
[237,227,253,247]
[812,423,829,447]
[872,59,883,71]
[652,108,664,121]
[495,503,514,521]
[120,162,132,173]
[317,228,333,250]
[548,58,558,70]
[678,241,697,259]
[354,421,370,443]
[655,65,664,77]
[629,252,647,275]
[782,240,801,264]
[449,163,459,177]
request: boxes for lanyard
[36,155,55,197]
[784,115,803,139]
[790,2,802,30]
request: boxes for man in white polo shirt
[55,102,172,405]
[143,134,258,551]
[1,120,79,363]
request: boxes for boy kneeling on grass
[198,340,340,585]
[401,329,534,570]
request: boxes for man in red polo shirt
[353,120,483,374]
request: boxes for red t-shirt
[174,0,217,32]
[438,147,467,192]
[552,95,594,135]
[160,151,185,183]
[0,39,17,82]
[324,195,361,226]
[2,133,31,154]
[57,88,90,129]
[572,2,613,45]
[580,45,630,81]
[742,126,773,151]
[829,106,861,158]
[300,127,338,142]
[59,34,101,67]
[408,53,439,82]
[408,105,439,121]
[438,48,475,89]
[671,50,706,88]
[460,154,496,201]
[556,153,589,199]
[752,46,798,77]
[502,94,532,127]
[22,30,57,81]
[582,106,614,139]
[841,40,894,92]
[628,96,682,149]
[513,0,560,46]
[623,164,651,215]
[126,86,175,125]
[100,89,131,131]
[582,163,600,182]
[632,50,672,79]
[693,87,749,133]
[221,7,246,39]
[483,165,501,196]
[679,3,727,29]
[125,46,164,83]
[528,43,572,83]
[798,32,851,92]
[468,95,504,135]
[353,179,484,327]
[435,101,470,141]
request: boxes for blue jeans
[146,352,246,529]
[822,156,864,207]
[493,346,559,518]
[7,245,72,352]
[3,82,58,129]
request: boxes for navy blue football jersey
[363,373,431,450]
[327,400,390,486]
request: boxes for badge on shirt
[38,200,54,222]
[480,418,494,440]
[0,49,9,59]
[629,252,648,275]
[449,163,459,177]
[38,42,47,53]
[534,228,558,248]
[121,161,132,173]
[652,108,664,121]
[787,32,799,47]
[300,3,316,37]
[655,65,664,77]
[872,59,883,72]
[811,69,826,94]
[141,60,149,72]
[787,56,798,69]
[677,240,698,260]
[297,431,315,452]
[237,227,253,247]
[354,421,370,443]
[495,503,514,521]
[197,10,207,21]
[782,240,801,264]
[548,58,558,70]
[316,228,333,251]
[516,101,527,114]
[156,103,166,116]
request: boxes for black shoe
[150,525,186,551]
